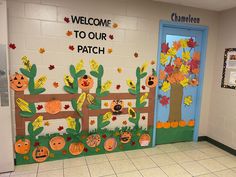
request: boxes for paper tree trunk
[168,84,183,122]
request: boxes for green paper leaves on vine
[16,98,36,118]
[66,117,81,135]
[28,116,44,138]
[97,113,111,129]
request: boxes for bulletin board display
[10,15,158,165]
[221,48,236,89]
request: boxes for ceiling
[153,0,236,11]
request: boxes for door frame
[152,20,208,146]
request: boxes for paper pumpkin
[145,74,158,88]
[156,121,163,129]
[120,132,132,144]
[163,122,171,128]
[69,142,84,156]
[188,120,195,127]
[78,75,94,91]
[104,138,117,152]
[110,100,124,114]
[10,73,28,91]
[45,100,62,114]
[170,121,179,128]
[179,120,186,127]
[139,134,151,147]
[15,139,31,154]
[49,136,66,151]
[32,146,49,163]
[86,134,101,147]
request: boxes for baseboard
[198,136,236,156]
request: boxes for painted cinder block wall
[7,0,219,142]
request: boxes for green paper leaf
[76,70,86,78]
[90,71,99,78]
[64,86,77,94]
[88,104,100,110]
[19,68,31,78]
[140,72,147,78]
[98,65,104,78]
[71,99,77,111]
[78,111,83,117]
[98,91,109,97]
[96,87,101,96]
[32,88,46,95]
[33,127,44,137]
[30,64,37,78]
[29,103,36,114]
[136,67,141,78]
[75,119,81,132]
[20,111,34,118]
[128,88,137,95]
[27,122,34,136]
[152,68,157,76]
[66,128,77,135]
[69,65,76,78]
[139,101,147,108]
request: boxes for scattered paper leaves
[109,34,114,40]
[53,82,59,88]
[39,48,45,54]
[160,96,170,106]
[134,52,138,58]
[150,60,155,65]
[57,126,64,131]
[64,104,70,110]
[90,120,95,125]
[37,105,43,110]
[107,48,113,54]
[122,120,127,125]
[66,30,73,36]
[64,17,70,23]
[112,116,117,121]
[48,65,55,70]
[44,121,50,126]
[141,85,146,90]
[117,68,122,73]
[69,45,74,51]
[104,102,109,107]
[116,84,121,90]
[112,23,118,28]
[9,43,16,49]
[184,96,192,106]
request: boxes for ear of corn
[126,79,136,90]
[102,112,112,123]
[32,116,43,131]
[87,94,95,104]
[128,107,136,118]
[140,61,148,73]
[64,75,73,87]
[77,92,86,111]
[16,98,31,112]
[90,59,99,72]
[101,80,112,92]
[75,60,84,72]
[140,93,148,104]
[34,76,47,88]
[21,56,32,71]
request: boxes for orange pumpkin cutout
[139,134,151,147]
[188,120,195,127]
[120,132,132,144]
[170,121,179,128]
[49,136,65,151]
[10,73,28,91]
[156,121,163,129]
[15,139,31,154]
[179,120,186,127]
[32,146,49,163]
[163,122,171,128]
[45,100,62,114]
[110,100,124,114]
[86,134,101,147]
[104,138,117,152]
[69,142,84,156]
[78,75,94,91]
[145,74,158,88]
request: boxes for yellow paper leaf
[184,96,192,106]
[21,56,32,71]
[180,78,189,87]
[180,39,188,48]
[161,81,170,92]
[182,51,191,62]
[167,47,177,57]
[179,65,190,75]
[160,53,168,66]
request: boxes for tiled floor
[1,141,236,177]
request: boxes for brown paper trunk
[168,84,183,122]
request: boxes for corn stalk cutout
[27,116,44,139]
[97,112,112,129]
[66,117,81,135]
[16,98,36,118]
[19,56,46,95]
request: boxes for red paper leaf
[37,105,43,110]
[116,85,121,90]
[109,34,114,40]
[48,65,55,70]
[34,142,40,147]
[164,64,174,75]
[84,148,88,152]
[142,116,146,120]
[131,141,136,146]
[9,43,16,49]
[57,126,64,131]
[64,104,70,110]
[112,116,117,121]
[66,137,72,141]
[142,85,146,90]
[187,38,197,48]
[161,43,169,54]
[69,45,74,51]
[102,134,107,139]
[64,17,70,23]
[160,96,170,106]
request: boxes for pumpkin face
[110,100,124,114]
[49,136,66,151]
[145,75,158,88]
[10,73,28,91]
[139,134,151,147]
[86,134,101,147]
[120,132,132,144]
[188,120,195,127]
[156,121,163,129]
[190,78,199,86]
[45,100,61,114]
[104,138,117,152]
[32,146,49,163]
[170,121,179,128]
[15,139,30,154]
[78,75,94,91]
[69,142,84,156]
[179,120,186,127]
[163,122,171,128]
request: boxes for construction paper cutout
[102,134,107,139]
[78,75,94,91]
[90,120,95,125]
[57,126,64,131]
[184,96,192,106]
[179,120,186,127]
[34,142,40,147]
[84,148,88,152]
[10,73,28,91]
[86,134,101,147]
[23,156,29,160]
[139,134,151,147]
[34,76,47,89]
[66,137,72,141]
[48,65,55,70]
[187,38,197,48]
[142,116,146,120]
[69,142,84,156]
[161,43,169,54]
[101,80,112,92]
[188,120,195,127]
[32,146,49,163]
[140,61,148,73]
[37,105,43,110]
[141,85,146,90]
[160,53,168,66]
[39,48,45,54]
[9,43,16,49]
[156,121,163,129]
[21,56,32,71]
[168,46,177,57]
[122,120,127,125]
[32,116,43,131]
[45,100,62,114]
[120,132,132,144]
[190,78,199,86]
[104,138,117,152]
[134,52,138,58]
[69,45,74,51]
[87,94,95,104]
[173,41,181,50]
[107,48,112,54]
[110,100,124,114]
[66,30,72,36]
[112,116,117,121]
[170,121,179,128]
[49,136,65,151]
[53,82,59,88]
[76,92,86,111]
[90,59,99,72]
[16,98,36,117]
[140,93,148,104]
[102,112,112,122]
[104,102,109,107]
[15,139,30,154]
[161,81,170,92]
[109,34,114,40]
[163,122,171,128]
[112,23,118,28]
[64,104,70,110]
[64,17,70,23]
[62,150,67,155]
[151,60,155,65]
[116,85,121,90]
[66,116,76,130]
[75,60,84,72]
[160,96,170,106]
[44,121,50,126]
[117,68,122,73]
[126,79,136,90]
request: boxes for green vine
[20,64,45,95]
[64,65,86,94]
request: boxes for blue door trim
[152,20,208,146]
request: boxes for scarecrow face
[139,134,151,147]
[10,73,28,91]
[15,139,31,154]
[120,132,132,144]
[49,136,66,151]
[104,138,117,152]
[69,142,84,156]
[145,75,158,88]
[32,146,49,163]
[110,100,124,114]
[78,75,94,91]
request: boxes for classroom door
[155,21,208,145]
[0,0,14,173]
